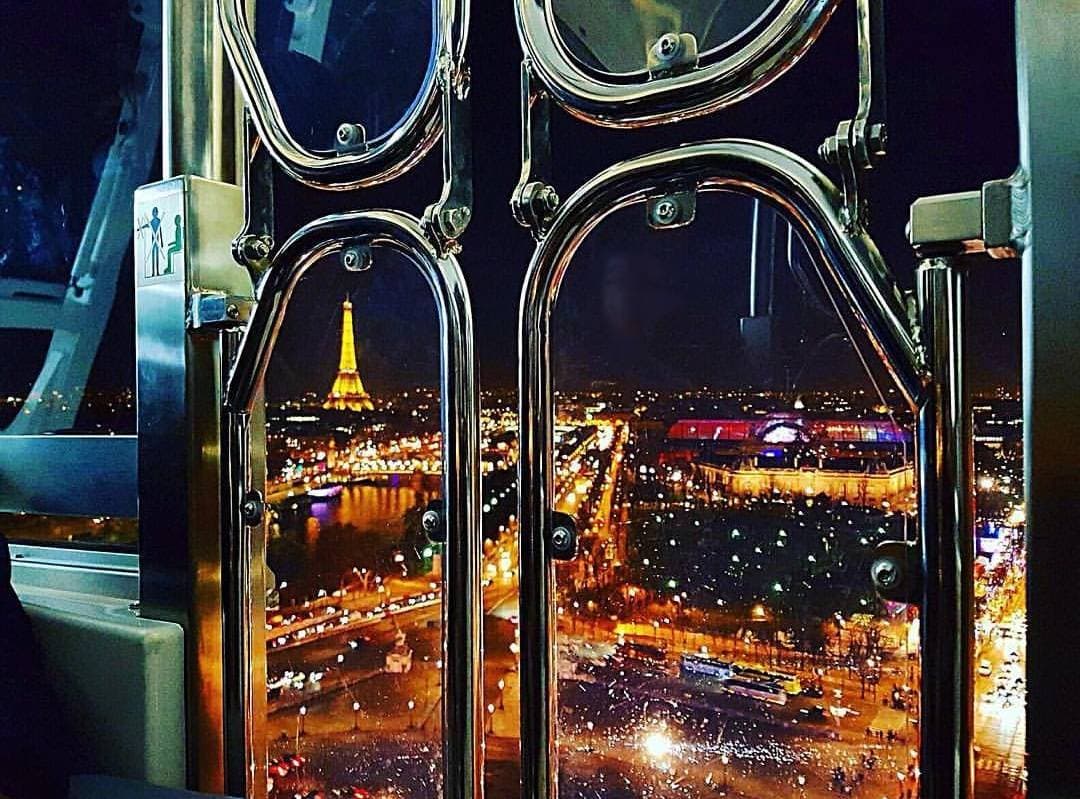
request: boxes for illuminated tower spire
[324,299,374,411]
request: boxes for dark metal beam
[1017,2,1080,797]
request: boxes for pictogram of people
[165,213,183,275]
[137,207,183,278]
[137,206,164,277]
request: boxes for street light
[407,699,416,729]
[486,703,496,734]
[298,705,307,738]
[352,700,361,731]
[497,678,506,709]
[721,753,730,792]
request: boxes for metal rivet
[335,122,367,151]
[656,33,681,60]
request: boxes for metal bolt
[421,509,441,535]
[238,234,271,264]
[652,199,679,226]
[655,33,681,60]
[342,247,372,272]
[551,526,573,552]
[336,122,365,149]
[538,186,559,213]
[818,136,840,165]
[442,206,471,235]
[226,303,240,320]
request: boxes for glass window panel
[0,0,159,436]
[0,513,137,549]
[542,194,920,799]
[254,0,437,152]
[970,268,1025,797]
[550,0,784,74]
[263,249,445,798]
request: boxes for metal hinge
[422,54,474,256]
[232,114,276,276]
[819,0,887,231]
[511,58,560,240]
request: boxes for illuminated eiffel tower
[324,298,375,411]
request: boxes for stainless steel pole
[138,0,240,790]
[916,256,973,799]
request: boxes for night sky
[3,0,1022,407]
[270,0,1021,398]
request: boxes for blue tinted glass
[255,0,437,151]
[0,0,160,435]
[552,0,783,74]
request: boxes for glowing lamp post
[407,699,416,729]
[352,700,361,730]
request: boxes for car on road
[798,704,828,722]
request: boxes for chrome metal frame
[136,1,245,791]
[224,210,484,799]
[217,0,468,189]
[515,0,837,126]
[516,139,924,799]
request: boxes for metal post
[1017,2,1080,796]
[137,0,240,790]
[163,0,236,182]
[221,331,267,798]
[517,297,557,799]
[916,256,973,799]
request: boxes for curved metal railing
[224,210,484,799]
